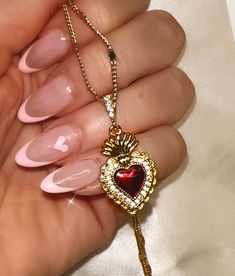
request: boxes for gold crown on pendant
[102,130,139,162]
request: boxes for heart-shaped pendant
[100,127,157,214]
[100,150,157,214]
[114,165,145,198]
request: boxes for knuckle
[147,10,186,47]
[129,0,151,13]
[159,10,186,46]
[140,0,151,12]
[166,126,187,164]
[166,67,195,103]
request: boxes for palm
[0,62,121,275]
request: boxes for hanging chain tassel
[132,214,152,276]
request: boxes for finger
[0,0,66,51]
[44,0,150,51]
[17,11,185,123]
[40,126,187,194]
[18,0,150,73]
[0,0,66,73]
[15,67,194,167]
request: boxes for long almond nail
[18,30,69,73]
[15,125,79,167]
[41,159,102,194]
[18,76,73,123]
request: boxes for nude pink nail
[18,76,73,123]
[18,30,69,73]
[41,159,101,193]
[15,125,80,167]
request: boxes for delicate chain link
[132,214,152,276]
[63,1,118,118]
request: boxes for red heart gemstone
[114,165,145,198]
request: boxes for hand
[0,0,194,275]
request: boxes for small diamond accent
[103,94,116,120]
[141,191,147,196]
[110,185,116,191]
[135,198,140,205]
[130,202,136,209]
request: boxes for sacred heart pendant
[100,125,157,214]
[115,165,145,198]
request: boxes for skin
[0,0,194,275]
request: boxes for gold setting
[100,150,157,214]
[100,125,157,214]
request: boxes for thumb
[0,0,66,73]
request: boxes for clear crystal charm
[103,93,116,120]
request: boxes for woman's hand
[0,0,194,275]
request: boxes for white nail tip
[15,140,52,168]
[41,170,77,193]
[18,97,51,123]
[18,44,42,73]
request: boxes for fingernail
[41,159,101,193]
[15,125,80,167]
[18,30,69,73]
[18,76,73,123]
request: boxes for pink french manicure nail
[18,30,69,73]
[15,125,80,167]
[18,76,73,123]
[41,159,101,194]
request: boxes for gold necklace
[63,2,158,275]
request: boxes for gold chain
[63,1,118,120]
[63,2,152,275]
[132,214,152,276]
